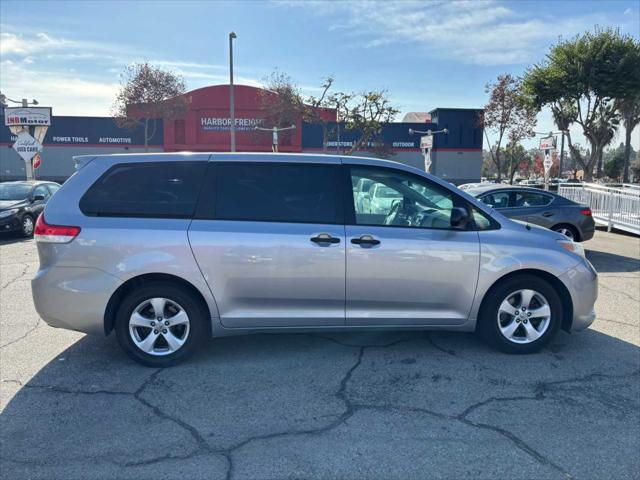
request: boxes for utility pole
[558,130,565,179]
[229,32,237,152]
[255,125,296,152]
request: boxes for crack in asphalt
[424,332,458,356]
[598,283,640,303]
[0,319,40,349]
[3,335,639,479]
[597,316,639,327]
[0,262,31,290]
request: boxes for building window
[175,119,186,144]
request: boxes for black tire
[552,223,579,242]
[478,274,562,354]
[20,214,34,237]
[115,282,209,367]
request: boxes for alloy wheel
[22,216,34,236]
[129,297,190,356]
[497,289,551,344]
[554,227,575,240]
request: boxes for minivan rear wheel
[115,282,208,367]
[478,274,562,354]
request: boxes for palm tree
[619,95,640,183]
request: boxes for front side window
[349,166,460,230]
[33,185,51,200]
[480,191,510,209]
[80,161,207,217]
[214,163,340,224]
[514,191,553,207]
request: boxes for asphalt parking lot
[0,228,638,480]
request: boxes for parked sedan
[0,181,60,237]
[466,184,595,241]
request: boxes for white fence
[558,183,640,235]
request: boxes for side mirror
[32,194,45,202]
[450,207,470,228]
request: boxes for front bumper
[32,266,122,335]
[559,258,598,331]
[0,215,21,232]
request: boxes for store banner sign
[200,116,264,132]
[1,115,164,146]
[4,107,52,126]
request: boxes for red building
[163,85,335,152]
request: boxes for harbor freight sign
[12,132,42,161]
[4,107,52,126]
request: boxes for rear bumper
[559,259,598,331]
[32,266,122,335]
[579,219,596,241]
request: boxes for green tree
[618,94,640,182]
[604,142,637,180]
[482,74,536,182]
[504,143,531,184]
[112,62,188,151]
[304,76,336,153]
[603,144,626,179]
[259,70,305,146]
[522,28,640,181]
[339,90,399,156]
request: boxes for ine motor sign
[4,107,52,126]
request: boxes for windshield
[465,188,486,197]
[374,185,401,198]
[0,184,31,201]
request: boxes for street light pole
[229,32,237,152]
[409,128,448,174]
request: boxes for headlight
[557,239,585,258]
[0,209,19,219]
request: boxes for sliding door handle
[351,235,381,246]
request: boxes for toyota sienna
[31,153,597,366]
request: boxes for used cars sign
[12,132,43,161]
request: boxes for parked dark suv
[0,181,60,237]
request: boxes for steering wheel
[384,200,403,225]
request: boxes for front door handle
[351,235,381,247]
[310,233,341,245]
[542,211,554,217]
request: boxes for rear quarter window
[80,161,207,217]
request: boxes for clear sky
[1,0,639,150]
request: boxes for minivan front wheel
[479,275,562,354]
[115,282,208,367]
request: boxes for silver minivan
[32,153,597,366]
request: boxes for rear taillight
[580,208,592,216]
[34,214,81,243]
